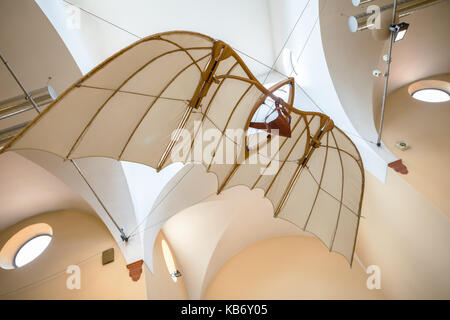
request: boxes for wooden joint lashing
[311,137,322,148]
[189,41,232,109]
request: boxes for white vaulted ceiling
[1,0,375,287]
[0,0,90,230]
[0,152,93,231]
[2,0,448,300]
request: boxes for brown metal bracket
[127,259,144,281]
[388,159,408,175]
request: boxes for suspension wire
[0,50,127,240]
[70,159,128,239]
[262,0,312,85]
[62,1,381,163]
[128,163,196,237]
[128,189,217,240]
[233,47,289,81]
[0,53,42,115]
[59,0,379,199]
[62,0,142,39]
[253,0,312,122]
[288,4,323,78]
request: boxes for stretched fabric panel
[2,31,364,265]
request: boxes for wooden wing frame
[2,31,364,265]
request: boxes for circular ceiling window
[409,80,450,103]
[14,234,52,268]
[411,89,449,103]
[0,223,53,270]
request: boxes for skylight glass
[14,234,52,268]
[412,89,450,103]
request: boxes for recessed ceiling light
[411,89,450,103]
[14,234,52,268]
[408,80,450,104]
[0,223,53,270]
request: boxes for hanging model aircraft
[1,31,364,265]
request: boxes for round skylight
[0,223,53,270]
[411,89,450,103]
[408,80,450,104]
[14,234,52,268]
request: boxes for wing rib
[118,53,211,160]
[66,46,211,159]
[206,84,253,170]
[329,130,345,251]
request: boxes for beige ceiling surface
[387,2,450,93]
[163,186,310,299]
[0,0,89,231]
[319,0,449,139]
[382,73,450,217]
[0,152,93,231]
[0,0,81,100]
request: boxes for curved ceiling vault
[6,0,445,293]
[0,152,93,231]
[162,184,310,300]
[27,0,376,279]
[319,0,450,178]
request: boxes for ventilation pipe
[0,86,56,121]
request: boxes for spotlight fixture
[170,270,182,280]
[395,141,410,151]
[390,22,410,42]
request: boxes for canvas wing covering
[3,31,364,265]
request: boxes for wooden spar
[274,118,334,217]
[156,41,231,171]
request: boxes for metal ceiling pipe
[0,53,43,115]
[0,86,56,120]
[348,0,447,32]
[0,121,30,147]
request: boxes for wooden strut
[264,116,312,196]
[206,84,254,171]
[217,78,297,193]
[329,130,345,252]
[274,118,334,217]
[156,41,232,171]
[250,114,305,190]
[119,52,212,161]
[67,43,211,160]
[186,62,239,162]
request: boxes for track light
[390,22,410,42]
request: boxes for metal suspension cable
[262,0,312,85]
[63,0,379,147]
[253,0,312,122]
[127,163,196,237]
[59,1,378,173]
[0,51,127,240]
[62,0,142,39]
